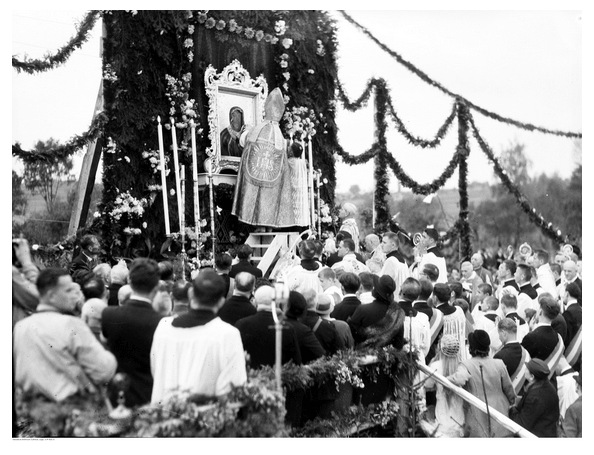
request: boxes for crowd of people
[12,221,582,438]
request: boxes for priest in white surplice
[150,270,246,404]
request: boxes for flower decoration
[275,20,286,36]
[282,38,293,49]
[109,191,147,224]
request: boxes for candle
[157,116,170,236]
[180,165,186,245]
[170,118,182,233]
[308,135,315,230]
[190,121,201,240]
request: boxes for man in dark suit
[235,285,301,369]
[101,258,163,407]
[413,278,434,320]
[69,235,100,284]
[509,359,559,437]
[284,291,326,364]
[347,275,395,344]
[331,272,361,322]
[494,318,527,381]
[218,272,256,326]
[561,282,582,372]
[522,294,561,361]
[301,289,345,355]
[229,244,263,279]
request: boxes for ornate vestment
[232,89,303,228]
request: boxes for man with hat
[509,358,560,437]
[411,226,447,284]
[348,274,397,345]
[315,293,354,349]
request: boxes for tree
[564,164,582,242]
[22,138,74,215]
[12,171,27,216]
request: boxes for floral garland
[12,11,100,74]
[338,10,581,139]
[386,96,457,149]
[12,111,109,164]
[469,113,571,244]
[455,101,472,260]
[282,105,320,138]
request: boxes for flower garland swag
[373,79,392,232]
[469,113,572,245]
[338,10,581,140]
[15,346,417,438]
[12,11,101,75]
[455,101,472,261]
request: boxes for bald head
[254,285,275,311]
[563,260,578,282]
[460,261,473,279]
[365,234,380,252]
[471,253,483,269]
[118,284,132,305]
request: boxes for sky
[11,4,586,196]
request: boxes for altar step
[246,231,306,279]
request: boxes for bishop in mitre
[232,87,307,228]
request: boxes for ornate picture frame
[204,60,268,174]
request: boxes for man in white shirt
[557,260,581,305]
[379,231,410,296]
[532,249,558,299]
[150,269,247,405]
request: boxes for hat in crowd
[287,291,307,319]
[574,371,582,387]
[315,298,333,316]
[424,226,439,242]
[526,359,550,380]
[299,240,316,259]
[440,334,460,358]
[372,275,396,303]
[468,330,490,352]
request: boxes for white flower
[124,156,130,163]
[93,211,101,218]
[281,38,293,49]
[32,244,39,251]
[170,189,175,196]
[282,72,290,81]
[274,20,286,35]
[187,25,195,35]
[142,222,148,229]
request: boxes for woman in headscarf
[220,106,244,157]
[447,329,516,437]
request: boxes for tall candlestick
[308,136,315,231]
[170,118,182,233]
[190,121,201,245]
[316,170,321,238]
[157,116,170,236]
[180,165,186,240]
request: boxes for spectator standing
[69,235,101,284]
[218,272,257,326]
[301,289,345,355]
[101,258,164,407]
[284,291,326,364]
[560,372,582,438]
[425,334,465,437]
[447,330,516,437]
[150,269,247,404]
[14,268,116,434]
[229,244,263,279]
[509,359,560,437]
[331,272,361,322]
[235,285,301,369]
